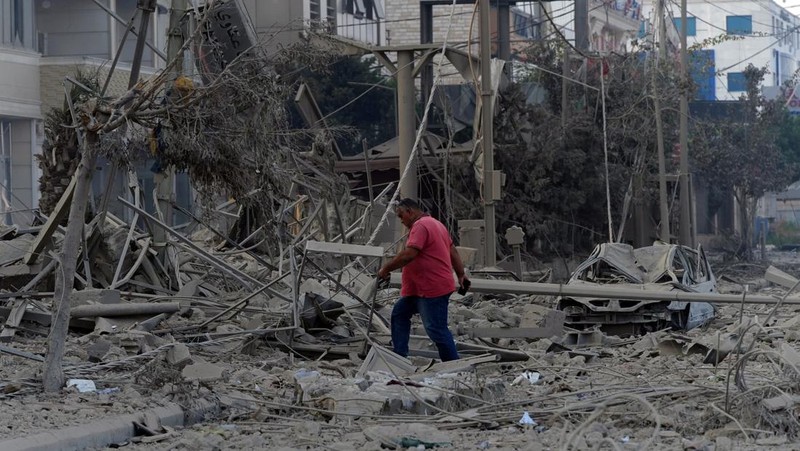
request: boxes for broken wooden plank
[70,302,180,319]
[0,344,44,362]
[25,175,76,265]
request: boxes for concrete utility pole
[679,0,693,246]
[479,0,497,267]
[154,0,187,252]
[397,49,417,200]
[653,0,670,242]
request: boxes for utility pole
[653,0,670,242]
[679,0,693,246]
[397,49,417,200]
[154,0,187,254]
[479,0,496,267]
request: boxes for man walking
[377,198,469,362]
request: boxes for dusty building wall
[385,0,476,85]
[242,0,305,49]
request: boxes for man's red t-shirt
[401,215,455,297]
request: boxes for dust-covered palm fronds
[96,46,338,195]
[73,4,353,230]
[37,72,101,216]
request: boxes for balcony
[590,0,641,32]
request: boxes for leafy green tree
[775,113,800,183]
[297,56,396,156]
[691,65,796,260]
[450,42,684,258]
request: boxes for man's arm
[378,247,420,280]
[449,244,468,287]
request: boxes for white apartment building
[640,0,800,101]
[243,0,385,47]
[547,0,641,53]
[1,0,41,225]
[0,0,170,225]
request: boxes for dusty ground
[2,251,800,450]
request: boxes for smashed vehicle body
[556,242,716,336]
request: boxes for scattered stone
[182,362,225,382]
[166,343,192,366]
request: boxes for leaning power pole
[653,0,670,242]
[679,0,693,246]
[479,0,496,267]
[154,0,188,254]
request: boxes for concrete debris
[181,362,225,383]
[1,175,800,451]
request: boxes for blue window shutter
[727,72,746,92]
[726,16,752,35]
[690,49,715,100]
[673,17,697,36]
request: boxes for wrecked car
[556,242,716,336]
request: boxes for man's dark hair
[396,198,422,211]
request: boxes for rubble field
[1,207,800,451]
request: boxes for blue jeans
[391,294,459,362]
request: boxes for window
[691,49,715,100]
[727,72,746,92]
[310,0,320,21]
[1,0,36,51]
[345,0,374,20]
[673,17,696,36]
[513,12,537,39]
[726,15,752,35]
[327,0,336,24]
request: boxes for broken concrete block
[182,362,224,382]
[632,334,659,351]
[482,306,521,327]
[703,332,739,365]
[86,338,112,363]
[762,393,800,411]
[166,343,192,366]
